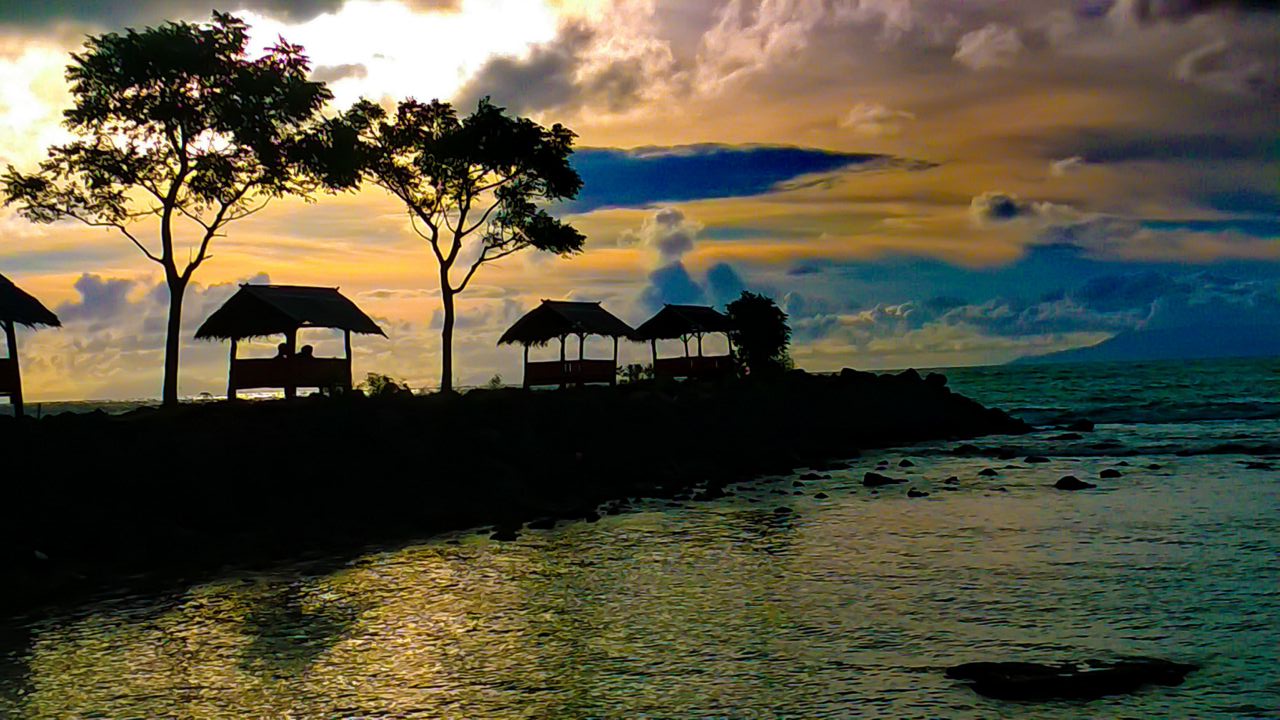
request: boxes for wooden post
[3,319,21,419]
[558,336,566,389]
[523,344,530,389]
[650,339,657,366]
[682,334,690,357]
[611,336,618,386]
[559,336,565,361]
[697,332,703,357]
[578,333,585,361]
[227,338,238,400]
[284,328,297,399]
[344,329,353,393]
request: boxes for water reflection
[0,447,1276,718]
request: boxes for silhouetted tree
[320,97,584,393]
[2,13,331,406]
[726,291,791,377]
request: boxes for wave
[1007,400,1280,428]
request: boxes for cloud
[1107,0,1280,24]
[838,102,916,136]
[1050,156,1087,176]
[54,274,135,329]
[640,262,706,309]
[564,144,894,213]
[0,1,464,30]
[1175,39,1278,96]
[618,207,700,260]
[970,192,1078,225]
[310,62,368,84]
[953,23,1025,70]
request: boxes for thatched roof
[0,273,60,329]
[498,300,634,346]
[633,304,733,340]
[194,284,385,341]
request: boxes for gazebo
[633,304,736,381]
[195,284,385,399]
[498,300,634,388]
[0,274,60,418]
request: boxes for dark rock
[1052,433,1084,441]
[907,488,930,498]
[1055,475,1096,491]
[1243,461,1273,470]
[814,492,829,499]
[978,468,998,477]
[793,480,807,487]
[1100,468,1122,478]
[895,368,922,383]
[793,490,804,495]
[1065,419,1096,432]
[944,476,959,484]
[925,372,948,388]
[1147,463,1163,470]
[1025,455,1050,464]
[863,472,908,487]
[799,472,829,481]
[942,486,959,491]
[489,526,520,541]
[995,449,1018,460]
[1116,461,1131,467]
[946,657,1198,701]
[773,506,793,514]
[526,517,556,530]
[952,443,980,455]
[898,459,915,467]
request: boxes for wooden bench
[653,355,735,381]
[229,357,352,395]
[524,359,617,388]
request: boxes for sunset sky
[1,0,1277,400]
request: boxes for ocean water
[1,358,1277,718]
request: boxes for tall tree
[726,291,792,377]
[322,97,584,392]
[2,12,331,406]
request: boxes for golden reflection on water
[3,448,1277,718]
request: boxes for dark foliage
[726,291,791,377]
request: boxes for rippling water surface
[1,359,1277,718]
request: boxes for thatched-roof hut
[1,273,60,418]
[633,304,736,380]
[498,300,634,388]
[195,284,385,399]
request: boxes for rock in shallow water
[1100,468,1123,478]
[945,657,1198,701]
[863,472,907,487]
[1055,475,1096,490]
[907,488,930,498]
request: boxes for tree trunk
[439,277,455,394]
[161,277,187,407]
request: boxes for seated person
[297,344,315,359]
[275,342,291,358]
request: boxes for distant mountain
[1014,323,1280,364]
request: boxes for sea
[0,357,1276,718]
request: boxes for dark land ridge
[0,368,1028,619]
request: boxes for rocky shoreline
[0,368,1029,619]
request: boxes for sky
[0,0,1276,400]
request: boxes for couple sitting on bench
[275,344,315,360]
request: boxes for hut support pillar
[696,332,703,357]
[284,328,297,400]
[558,336,566,389]
[3,319,21,419]
[343,329,353,394]
[681,334,690,357]
[227,338,238,400]
[650,339,657,367]
[578,333,585,361]
[523,344,530,389]
[611,336,618,386]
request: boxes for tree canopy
[727,291,792,377]
[2,12,332,405]
[316,96,586,391]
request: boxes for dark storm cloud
[453,21,654,116]
[1104,0,1280,22]
[0,1,460,30]
[55,274,134,326]
[640,262,706,310]
[562,145,891,214]
[1024,129,1274,164]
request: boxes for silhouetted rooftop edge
[633,304,734,340]
[0,273,61,328]
[194,284,385,341]
[498,299,634,347]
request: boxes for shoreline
[1,368,1029,620]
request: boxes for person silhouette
[275,342,291,358]
[298,345,314,359]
